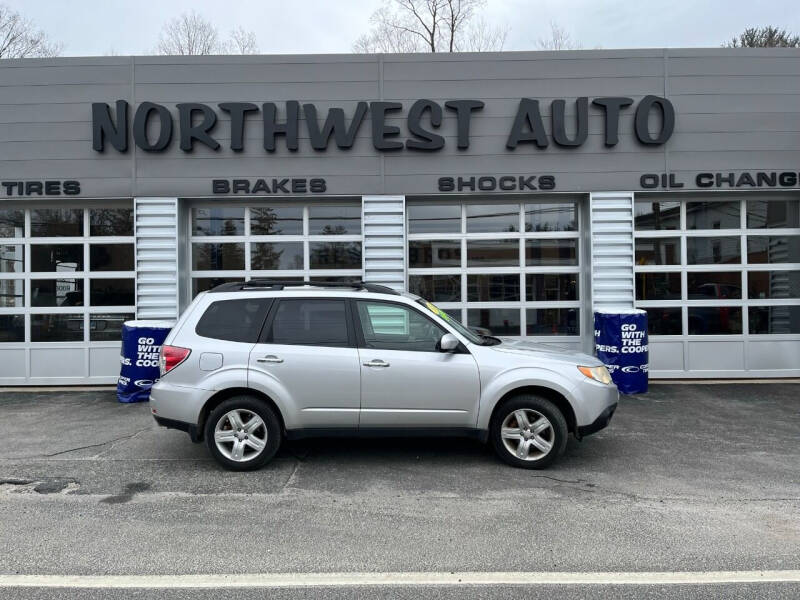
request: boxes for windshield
[416,299,483,345]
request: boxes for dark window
[688,307,742,335]
[0,209,24,237]
[526,274,579,301]
[90,278,135,306]
[31,314,84,342]
[635,273,680,301]
[687,237,740,265]
[250,207,303,235]
[635,238,680,265]
[196,298,272,343]
[356,301,444,352]
[748,271,799,299]
[192,207,244,236]
[747,236,799,264]
[686,201,740,230]
[634,201,680,230]
[192,243,245,270]
[467,308,520,336]
[466,204,519,233]
[687,272,741,299]
[31,244,83,272]
[525,203,577,232]
[408,240,461,268]
[251,242,304,270]
[749,306,800,334]
[0,244,24,272]
[526,308,579,336]
[408,275,461,302]
[467,274,520,302]
[641,307,682,335]
[90,209,133,236]
[31,279,84,307]
[308,205,361,235]
[468,239,519,267]
[407,204,461,234]
[268,299,349,347]
[309,241,361,269]
[746,200,799,229]
[525,239,578,266]
[31,209,83,237]
[90,313,134,341]
[90,244,134,271]
[0,279,23,307]
[0,314,24,342]
[192,277,242,297]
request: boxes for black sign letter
[634,95,675,145]
[406,99,445,151]
[592,97,633,146]
[219,102,259,152]
[551,97,588,147]
[133,102,173,152]
[263,101,299,152]
[444,100,484,149]
[506,99,548,149]
[92,100,129,152]
[177,103,220,152]
[370,102,403,151]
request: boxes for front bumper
[576,403,617,439]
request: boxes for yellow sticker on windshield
[426,301,451,322]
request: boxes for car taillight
[159,345,191,376]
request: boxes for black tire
[205,396,282,471]
[490,395,568,469]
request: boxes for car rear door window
[195,298,272,343]
[266,299,350,347]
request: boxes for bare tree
[725,26,800,47]
[0,3,61,58]
[227,26,259,55]
[536,21,582,51]
[157,11,260,55]
[158,11,222,55]
[353,0,506,53]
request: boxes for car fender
[477,367,579,431]
[245,368,298,429]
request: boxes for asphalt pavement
[0,383,798,598]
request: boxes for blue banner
[594,310,649,394]
[116,320,173,403]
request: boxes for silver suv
[151,281,618,470]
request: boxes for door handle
[257,355,283,364]
[363,359,390,367]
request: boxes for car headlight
[578,365,613,385]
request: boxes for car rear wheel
[490,395,568,469]
[205,396,281,471]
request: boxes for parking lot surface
[0,383,798,598]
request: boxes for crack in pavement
[36,427,152,458]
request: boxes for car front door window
[356,301,445,352]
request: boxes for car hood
[486,337,602,366]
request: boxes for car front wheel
[490,395,568,469]
[205,396,281,471]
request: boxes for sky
[6,0,800,56]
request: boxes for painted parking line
[1,570,799,589]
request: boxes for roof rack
[208,279,401,295]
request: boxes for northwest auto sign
[90,96,675,154]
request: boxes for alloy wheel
[213,409,268,462]
[500,408,554,461]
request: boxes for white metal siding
[362,195,406,291]
[589,192,635,310]
[134,197,179,320]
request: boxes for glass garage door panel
[189,202,364,296]
[407,199,582,340]
[634,197,800,341]
[0,205,135,347]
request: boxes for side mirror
[439,333,459,352]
